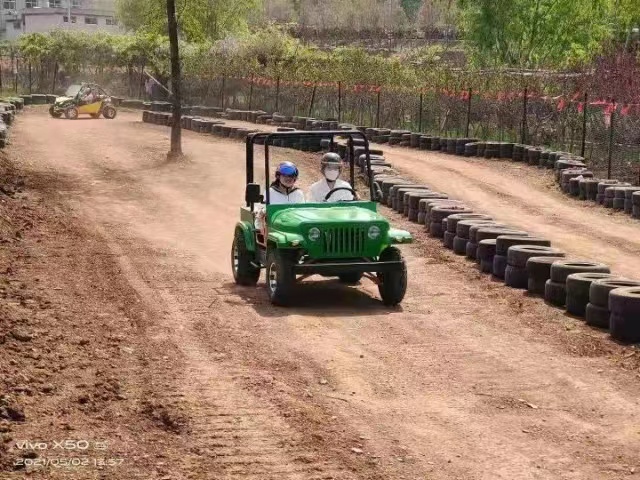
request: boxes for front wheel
[266,248,296,306]
[231,230,260,286]
[102,106,117,119]
[377,246,407,306]
[64,107,79,120]
[49,106,62,118]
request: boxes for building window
[3,0,16,9]
[13,20,20,29]
[48,0,61,7]
[72,0,80,6]
[84,16,97,24]
[63,15,76,22]
[25,0,37,7]
[105,17,117,25]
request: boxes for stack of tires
[544,261,611,308]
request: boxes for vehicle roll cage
[245,130,375,206]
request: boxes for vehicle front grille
[322,226,367,256]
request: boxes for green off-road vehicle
[231,130,412,306]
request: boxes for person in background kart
[255,161,304,231]
[81,86,96,104]
[308,152,358,202]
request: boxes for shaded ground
[0,107,639,480]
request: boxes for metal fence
[2,58,638,185]
[177,76,639,185]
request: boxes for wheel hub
[268,262,277,292]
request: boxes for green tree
[457,0,615,68]
[115,0,260,42]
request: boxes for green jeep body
[232,130,412,306]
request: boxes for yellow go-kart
[49,83,117,120]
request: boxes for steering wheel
[324,187,357,202]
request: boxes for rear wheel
[64,107,78,120]
[266,248,296,306]
[102,105,117,119]
[377,246,407,306]
[231,230,260,286]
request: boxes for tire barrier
[0,96,24,149]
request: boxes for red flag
[557,97,566,112]
[577,102,584,113]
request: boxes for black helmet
[321,152,342,167]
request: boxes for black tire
[452,236,468,255]
[476,239,497,261]
[408,208,419,222]
[429,221,444,238]
[443,231,456,249]
[496,235,550,256]
[492,254,508,279]
[458,220,500,240]
[231,230,260,286]
[465,241,478,260]
[468,223,509,243]
[526,256,564,281]
[612,198,625,210]
[338,272,363,285]
[589,278,640,307]
[609,287,640,316]
[417,211,426,225]
[266,248,296,306]
[565,273,614,317]
[49,106,62,118]
[527,277,546,296]
[634,205,640,219]
[64,106,79,120]
[475,227,528,243]
[446,213,492,234]
[545,280,567,307]
[550,260,611,284]
[480,258,493,273]
[610,312,640,344]
[507,246,564,269]
[504,265,528,289]
[585,303,611,328]
[377,247,407,306]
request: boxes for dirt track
[1,107,639,479]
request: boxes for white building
[0,0,120,40]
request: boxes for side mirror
[245,183,263,204]
[373,183,383,202]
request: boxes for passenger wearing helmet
[255,161,304,232]
[268,161,305,204]
[308,153,356,202]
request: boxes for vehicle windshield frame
[64,84,83,98]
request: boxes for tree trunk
[166,0,182,158]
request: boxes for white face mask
[324,168,340,181]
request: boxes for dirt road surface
[1,108,639,480]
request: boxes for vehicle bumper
[294,260,403,275]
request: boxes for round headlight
[308,227,321,241]
[368,225,381,239]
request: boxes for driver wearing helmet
[255,161,304,232]
[308,153,357,202]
